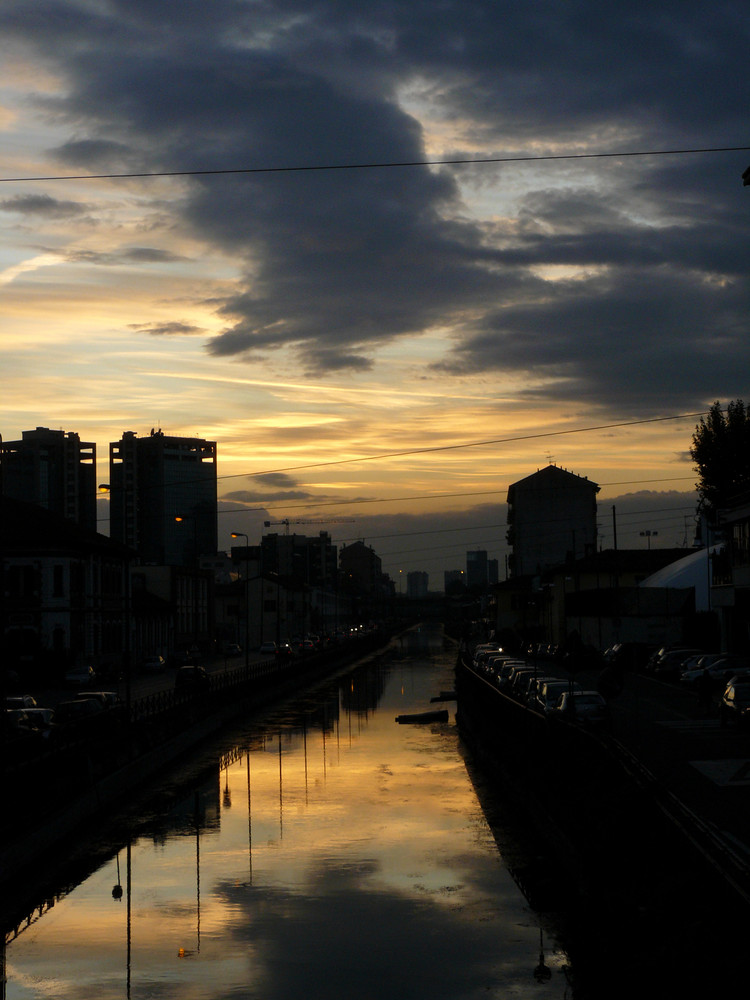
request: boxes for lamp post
[99,483,133,737]
[175,516,200,649]
[231,532,250,672]
[640,529,658,550]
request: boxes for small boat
[395,709,450,724]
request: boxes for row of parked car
[6,660,220,745]
[600,642,750,730]
[471,643,612,730]
[5,688,123,745]
[642,646,750,727]
[640,646,750,685]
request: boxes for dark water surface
[5,626,572,998]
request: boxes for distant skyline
[2,2,747,580]
[1,419,701,583]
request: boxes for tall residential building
[506,464,599,578]
[339,540,386,594]
[444,569,465,593]
[109,429,218,566]
[260,530,337,587]
[0,427,96,532]
[466,549,488,589]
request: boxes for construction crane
[263,518,355,535]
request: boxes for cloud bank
[3,0,749,417]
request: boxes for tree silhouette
[690,400,750,512]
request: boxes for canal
[4,625,573,998]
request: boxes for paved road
[566,661,750,892]
[21,649,275,710]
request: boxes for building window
[53,564,64,597]
[8,564,37,599]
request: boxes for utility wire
[2,145,749,184]
[92,412,703,496]
[96,477,697,525]
[215,411,706,481]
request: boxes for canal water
[4,626,573,998]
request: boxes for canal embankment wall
[455,654,749,994]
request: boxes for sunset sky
[2,1,749,582]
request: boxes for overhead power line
[91,411,703,497]
[217,410,706,480]
[1,146,749,185]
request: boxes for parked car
[5,694,37,709]
[5,708,36,737]
[553,691,612,730]
[521,674,556,706]
[495,660,529,689]
[719,682,750,729]
[222,642,242,657]
[21,706,55,729]
[681,655,750,689]
[533,679,583,715]
[64,665,96,687]
[175,665,210,694]
[649,648,704,680]
[78,690,122,709]
[259,641,277,655]
[140,655,166,673]
[472,646,502,669]
[602,642,653,670]
[508,667,538,698]
[483,655,515,681]
[474,649,503,672]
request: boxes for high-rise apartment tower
[0,427,96,532]
[109,429,217,566]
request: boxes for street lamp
[640,529,658,550]
[99,483,133,735]
[231,532,250,671]
[175,516,201,648]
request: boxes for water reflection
[4,625,571,998]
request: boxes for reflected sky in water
[6,627,570,998]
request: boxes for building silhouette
[261,530,337,587]
[407,571,428,597]
[340,540,389,595]
[1,494,127,671]
[466,550,488,589]
[0,426,97,532]
[506,464,599,578]
[444,569,464,594]
[108,429,218,566]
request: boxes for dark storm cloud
[252,473,303,489]
[224,489,316,503]
[223,471,324,503]
[223,469,319,503]
[0,193,90,218]
[66,247,188,266]
[4,0,749,412]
